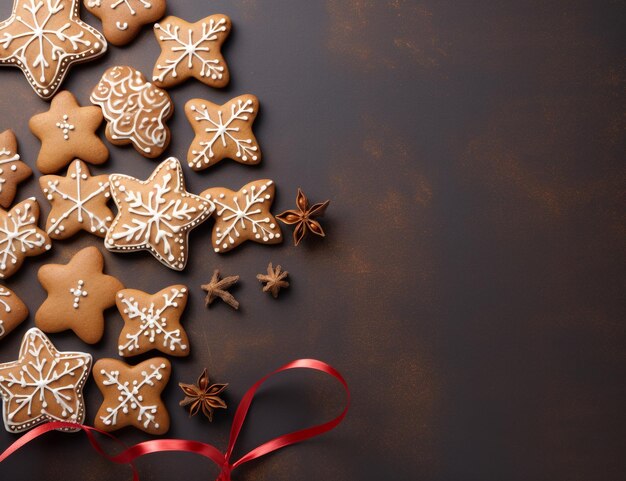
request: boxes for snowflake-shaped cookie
[185,95,261,171]
[116,285,189,357]
[0,286,28,340]
[85,0,166,46]
[93,357,170,434]
[0,0,107,100]
[106,157,214,270]
[40,159,113,240]
[0,129,32,208]
[0,328,91,433]
[152,14,231,89]
[201,179,282,254]
[91,65,173,158]
[0,197,51,279]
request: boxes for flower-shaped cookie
[29,91,108,174]
[0,198,51,279]
[40,159,113,239]
[0,328,92,433]
[35,246,124,344]
[91,65,173,158]
[116,285,190,357]
[185,95,261,171]
[201,179,282,253]
[0,0,107,99]
[107,157,214,270]
[0,130,32,208]
[93,357,171,434]
[152,14,231,89]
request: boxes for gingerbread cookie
[0,198,51,280]
[93,357,171,434]
[116,285,189,357]
[107,157,214,270]
[91,65,173,158]
[152,14,231,89]
[0,0,107,100]
[0,286,28,340]
[201,179,282,253]
[185,95,261,171]
[29,91,108,174]
[85,0,166,47]
[35,246,124,344]
[0,328,91,433]
[0,130,32,208]
[40,159,113,240]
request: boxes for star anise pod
[179,369,228,421]
[276,188,330,246]
[257,263,289,298]
[201,269,240,309]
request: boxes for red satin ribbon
[0,359,349,481]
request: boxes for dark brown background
[0,1,625,480]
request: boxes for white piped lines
[69,279,87,308]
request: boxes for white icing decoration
[69,279,87,309]
[116,21,128,30]
[205,181,281,253]
[99,362,165,429]
[0,328,91,433]
[55,114,74,140]
[153,17,227,82]
[0,198,51,276]
[91,66,172,155]
[0,287,11,338]
[0,0,107,99]
[111,0,151,15]
[188,98,258,169]
[0,148,20,195]
[117,287,187,355]
[42,160,112,237]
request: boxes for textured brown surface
[0,1,624,480]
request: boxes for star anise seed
[276,188,330,246]
[256,263,289,298]
[179,369,228,422]
[201,269,240,310]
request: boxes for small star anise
[256,263,289,298]
[179,369,228,421]
[276,188,330,246]
[201,269,240,309]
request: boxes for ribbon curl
[0,359,349,481]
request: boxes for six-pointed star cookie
[85,0,166,47]
[116,284,189,357]
[185,95,261,171]
[201,179,282,253]
[35,246,124,344]
[0,285,28,340]
[40,159,114,239]
[93,357,171,434]
[0,328,92,433]
[0,197,51,279]
[152,14,231,89]
[0,0,107,100]
[0,129,32,208]
[106,157,214,270]
[29,91,108,174]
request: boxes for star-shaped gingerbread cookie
[93,357,171,434]
[85,0,166,46]
[201,179,282,254]
[35,246,124,344]
[106,157,214,270]
[116,285,189,357]
[0,286,28,340]
[0,130,32,208]
[185,95,261,171]
[0,0,107,100]
[40,159,113,240]
[0,328,92,433]
[29,91,108,174]
[0,198,51,279]
[152,14,231,89]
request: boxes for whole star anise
[201,269,240,309]
[179,369,228,421]
[257,263,289,298]
[276,188,330,246]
